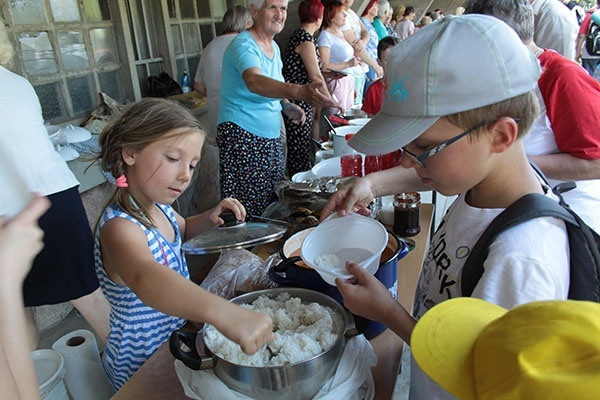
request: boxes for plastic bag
[200,249,279,299]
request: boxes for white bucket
[32,349,69,400]
[332,126,361,156]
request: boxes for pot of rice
[169,287,357,399]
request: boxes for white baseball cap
[348,14,541,155]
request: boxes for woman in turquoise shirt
[217,0,332,216]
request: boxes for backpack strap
[461,193,578,297]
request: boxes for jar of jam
[393,192,421,237]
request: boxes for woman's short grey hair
[222,5,253,33]
[377,0,391,18]
[0,23,14,67]
[463,0,534,43]
[247,0,289,12]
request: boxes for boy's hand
[320,177,376,221]
[335,261,397,323]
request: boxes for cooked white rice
[204,292,342,367]
[314,254,340,269]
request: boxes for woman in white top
[340,0,382,106]
[318,0,361,111]
[0,24,110,346]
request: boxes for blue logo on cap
[389,75,408,103]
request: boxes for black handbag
[148,72,183,97]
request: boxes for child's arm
[0,195,49,400]
[320,166,429,219]
[100,218,273,354]
[180,197,246,241]
[336,261,416,344]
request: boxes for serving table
[111,204,434,400]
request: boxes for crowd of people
[3,0,600,398]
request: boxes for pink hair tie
[115,175,129,188]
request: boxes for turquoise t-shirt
[218,30,284,139]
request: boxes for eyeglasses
[402,119,503,167]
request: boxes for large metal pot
[169,288,357,400]
[269,227,409,339]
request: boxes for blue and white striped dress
[94,204,189,391]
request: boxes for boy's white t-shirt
[410,191,570,399]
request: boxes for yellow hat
[411,298,600,400]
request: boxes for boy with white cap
[323,14,570,398]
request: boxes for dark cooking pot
[169,288,358,400]
[269,227,409,339]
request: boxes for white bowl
[291,170,317,182]
[301,214,388,285]
[62,124,91,143]
[311,156,341,178]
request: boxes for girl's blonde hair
[96,97,205,228]
[0,23,15,67]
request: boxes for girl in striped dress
[94,98,274,391]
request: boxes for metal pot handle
[268,256,303,284]
[169,329,212,370]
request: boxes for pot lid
[182,212,287,254]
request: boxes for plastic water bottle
[181,70,191,93]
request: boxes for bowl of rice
[301,213,389,285]
[170,288,356,399]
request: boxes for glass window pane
[58,31,90,70]
[183,24,200,53]
[90,28,118,65]
[148,62,163,77]
[187,55,200,82]
[98,70,125,103]
[50,0,81,22]
[171,25,183,55]
[209,0,225,18]
[197,0,211,18]
[176,58,186,81]
[10,0,45,24]
[215,21,224,36]
[167,0,177,18]
[137,64,150,97]
[181,0,196,19]
[19,32,58,75]
[129,0,150,59]
[200,24,213,48]
[34,82,65,121]
[67,76,95,114]
[84,0,111,21]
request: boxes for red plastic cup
[341,154,363,177]
[364,154,382,175]
[382,150,402,170]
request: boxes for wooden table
[112,204,434,400]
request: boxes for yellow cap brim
[411,298,507,400]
